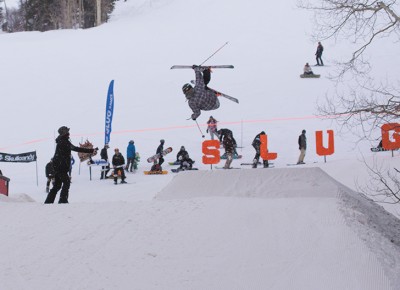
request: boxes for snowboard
[300,74,320,78]
[220,153,242,159]
[144,170,168,175]
[171,168,199,173]
[168,160,196,166]
[171,65,234,69]
[147,147,173,163]
[370,147,399,152]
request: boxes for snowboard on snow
[215,166,241,170]
[370,147,399,152]
[300,74,320,78]
[171,168,199,173]
[147,147,173,163]
[171,65,234,69]
[168,160,196,166]
[144,170,168,175]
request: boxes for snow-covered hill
[0,0,399,289]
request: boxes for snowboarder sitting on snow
[44,126,98,204]
[182,66,220,120]
[112,148,127,184]
[252,131,269,168]
[176,146,189,163]
[303,63,314,75]
[179,153,194,170]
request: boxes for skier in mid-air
[182,66,220,120]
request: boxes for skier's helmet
[58,126,70,136]
[129,140,134,144]
[302,130,306,134]
[182,83,193,94]
[180,146,185,151]
[160,139,165,144]
[261,131,266,135]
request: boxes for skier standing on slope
[206,116,218,140]
[252,131,269,168]
[222,133,235,169]
[182,66,220,120]
[297,130,307,164]
[45,126,98,204]
[156,139,166,166]
[315,42,324,66]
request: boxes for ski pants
[44,171,71,204]
[101,164,110,179]
[298,148,306,163]
[114,167,126,182]
[316,55,323,66]
[126,157,134,172]
[224,152,233,169]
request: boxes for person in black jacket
[175,146,188,163]
[112,148,126,184]
[297,130,307,164]
[315,42,324,66]
[100,144,110,179]
[45,159,55,193]
[45,126,98,204]
[222,134,235,169]
[252,131,269,168]
[156,139,165,166]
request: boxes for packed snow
[0,0,400,289]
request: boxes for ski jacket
[304,65,313,74]
[298,133,307,150]
[52,135,94,174]
[100,147,108,161]
[189,67,220,120]
[156,143,164,155]
[126,143,136,158]
[252,133,265,149]
[176,149,189,161]
[112,153,125,167]
[218,128,237,147]
[45,161,55,178]
[223,137,235,154]
[207,118,218,132]
[316,44,323,56]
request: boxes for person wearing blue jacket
[125,140,136,172]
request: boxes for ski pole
[195,120,205,138]
[200,42,229,66]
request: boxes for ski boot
[263,160,269,168]
[252,159,258,168]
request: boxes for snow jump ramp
[157,167,400,289]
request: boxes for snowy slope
[0,0,400,289]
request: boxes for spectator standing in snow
[100,144,110,179]
[315,42,324,66]
[45,159,55,193]
[112,148,127,184]
[182,66,220,120]
[252,131,269,168]
[156,139,165,166]
[206,116,218,140]
[45,126,97,204]
[297,130,307,164]
[125,140,136,172]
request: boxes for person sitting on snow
[303,63,314,75]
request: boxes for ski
[370,147,399,152]
[215,166,241,169]
[171,65,234,69]
[189,80,239,103]
[241,162,274,166]
[171,168,199,173]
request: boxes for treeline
[1,0,117,32]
